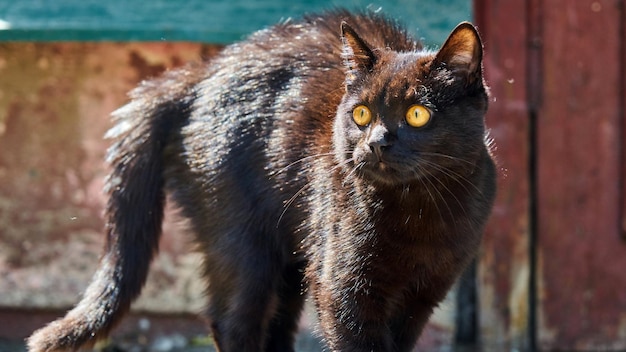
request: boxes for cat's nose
[368,125,392,159]
[369,138,391,154]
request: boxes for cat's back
[213,10,418,76]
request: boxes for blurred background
[0,0,624,351]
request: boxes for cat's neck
[339,170,477,231]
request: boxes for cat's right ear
[341,22,376,84]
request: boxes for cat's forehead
[359,51,436,104]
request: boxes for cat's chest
[357,194,470,257]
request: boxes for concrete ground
[0,332,324,352]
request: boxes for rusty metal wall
[476,0,626,350]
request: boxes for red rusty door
[535,0,626,350]
[476,0,626,350]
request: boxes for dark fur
[28,10,495,352]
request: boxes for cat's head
[333,21,489,187]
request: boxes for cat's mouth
[375,161,389,171]
[349,147,414,185]
[359,160,408,185]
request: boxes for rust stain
[0,42,219,313]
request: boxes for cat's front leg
[310,268,399,352]
[388,292,438,351]
[317,292,395,351]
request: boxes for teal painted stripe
[0,0,471,45]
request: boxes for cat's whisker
[416,165,457,226]
[417,158,486,198]
[419,152,477,166]
[342,161,365,187]
[401,184,410,200]
[277,182,311,228]
[427,167,468,218]
[413,168,444,225]
[277,154,355,228]
[270,152,336,177]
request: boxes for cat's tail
[27,66,202,352]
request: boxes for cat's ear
[341,22,376,83]
[433,22,483,83]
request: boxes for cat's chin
[359,162,413,186]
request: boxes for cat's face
[333,22,489,187]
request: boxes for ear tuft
[434,22,483,80]
[341,22,376,82]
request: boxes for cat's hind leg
[197,226,292,352]
[264,260,307,352]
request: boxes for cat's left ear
[341,22,376,84]
[433,22,483,84]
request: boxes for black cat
[28,9,496,352]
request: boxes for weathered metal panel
[536,0,626,349]
[473,0,531,350]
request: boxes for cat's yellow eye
[405,105,431,128]
[352,105,372,126]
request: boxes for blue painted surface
[0,0,471,45]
